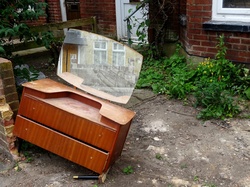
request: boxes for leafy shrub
[0,0,57,57]
[137,35,250,119]
[194,80,239,119]
[14,64,46,97]
[137,44,192,97]
[137,58,168,93]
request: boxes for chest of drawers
[14,78,135,179]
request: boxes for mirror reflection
[57,29,143,104]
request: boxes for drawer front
[14,115,109,174]
[18,95,117,151]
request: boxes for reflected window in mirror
[113,43,125,67]
[94,41,107,65]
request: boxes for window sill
[203,21,250,32]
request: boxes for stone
[0,95,6,106]
[0,104,13,120]
[6,136,16,144]
[4,125,15,137]
[0,78,4,96]
[3,119,14,127]
[8,142,15,150]
[0,58,12,70]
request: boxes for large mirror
[57,29,143,104]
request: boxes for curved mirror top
[57,29,143,104]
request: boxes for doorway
[116,0,148,41]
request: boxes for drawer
[14,115,109,174]
[18,94,117,151]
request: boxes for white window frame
[212,0,250,22]
[93,41,107,65]
[112,43,125,67]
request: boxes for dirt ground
[0,52,250,187]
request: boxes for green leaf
[5,28,15,37]
[245,87,250,100]
[0,46,6,54]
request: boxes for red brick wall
[23,0,48,26]
[47,0,62,22]
[25,17,47,26]
[18,0,117,37]
[0,58,19,160]
[79,0,116,37]
[26,0,62,25]
[180,0,186,15]
[180,0,250,63]
[44,0,116,37]
[0,59,19,116]
[148,1,180,44]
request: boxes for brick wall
[180,0,250,63]
[148,1,180,44]
[25,17,47,26]
[0,58,19,161]
[24,0,62,25]
[25,0,48,26]
[47,0,62,22]
[79,0,117,37]
[44,0,116,37]
[0,59,19,116]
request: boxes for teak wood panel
[18,93,118,151]
[21,79,135,125]
[14,78,135,175]
[103,121,132,171]
[14,115,109,174]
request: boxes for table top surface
[22,78,135,125]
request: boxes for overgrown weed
[137,35,250,119]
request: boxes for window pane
[113,43,124,51]
[94,41,106,49]
[223,0,250,8]
[113,52,125,66]
[113,43,125,66]
[94,51,107,64]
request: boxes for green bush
[0,0,55,57]
[137,35,250,119]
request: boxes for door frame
[115,0,148,41]
[115,0,127,40]
[60,0,68,35]
[60,0,67,22]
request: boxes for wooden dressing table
[13,29,143,182]
[14,78,135,174]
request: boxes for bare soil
[0,53,250,187]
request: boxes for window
[112,43,125,66]
[212,0,250,22]
[223,0,250,8]
[94,41,107,65]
